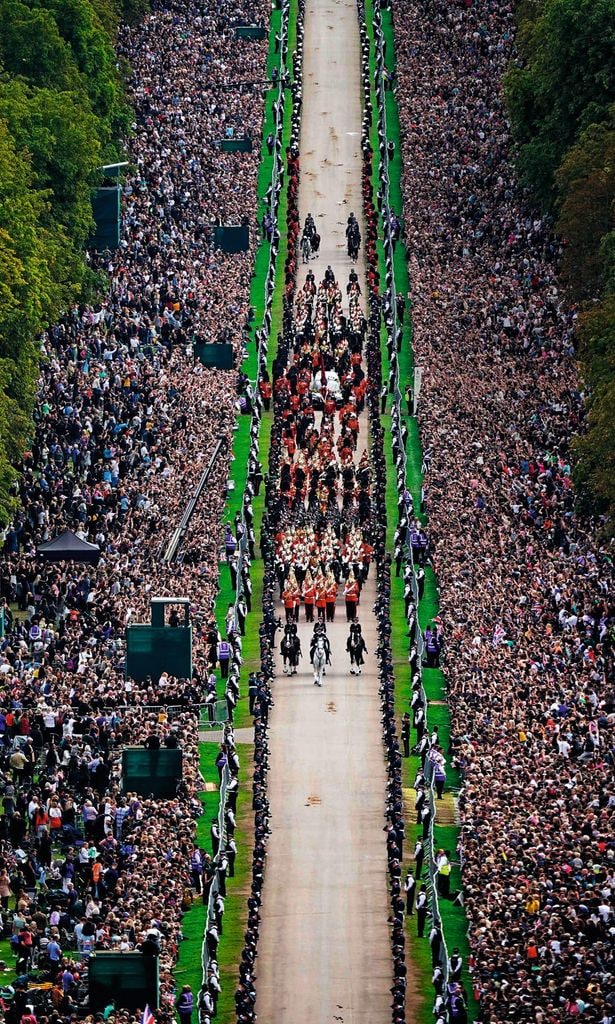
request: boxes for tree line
[505,0,615,535]
[0,0,146,524]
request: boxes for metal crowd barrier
[199,700,230,730]
[370,3,452,992]
[200,760,231,993]
[68,701,230,733]
[198,0,291,1009]
[161,438,226,563]
[230,0,290,637]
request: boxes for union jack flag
[492,624,506,648]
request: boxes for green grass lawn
[175,744,254,1015]
[192,0,298,1012]
[175,749,221,996]
[212,744,254,1024]
[363,0,476,1018]
[212,0,294,718]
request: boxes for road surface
[255,0,392,1018]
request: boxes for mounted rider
[281,621,302,676]
[310,621,331,664]
[346,621,367,675]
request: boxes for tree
[571,299,615,534]
[0,0,131,149]
[0,0,82,93]
[505,0,615,207]
[0,78,102,244]
[0,119,78,522]
[505,0,615,534]
[575,297,615,393]
[119,0,148,24]
[555,112,615,299]
[35,0,130,136]
[83,0,150,34]
[573,375,615,531]
[0,0,143,524]
[599,230,615,296]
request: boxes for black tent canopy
[37,530,101,565]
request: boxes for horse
[301,234,312,264]
[311,635,328,687]
[347,222,361,261]
[281,632,301,675]
[347,630,367,675]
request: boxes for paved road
[255,0,392,1018]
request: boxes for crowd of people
[389,0,614,1020]
[0,703,234,1020]
[0,0,612,1019]
[0,0,278,1020]
[0,0,274,696]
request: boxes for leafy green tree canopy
[0,0,145,525]
[505,0,615,207]
[555,109,615,300]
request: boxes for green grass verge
[363,1,476,1019]
[208,0,298,1002]
[212,11,287,640]
[190,2,298,1015]
[175,745,253,1021]
[175,749,221,996]
[215,0,296,725]
[211,744,254,1024]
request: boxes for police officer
[416,886,428,937]
[248,673,258,716]
[404,869,416,915]
[401,712,410,757]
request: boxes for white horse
[312,636,328,687]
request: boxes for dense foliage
[0,0,138,524]
[506,0,615,535]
